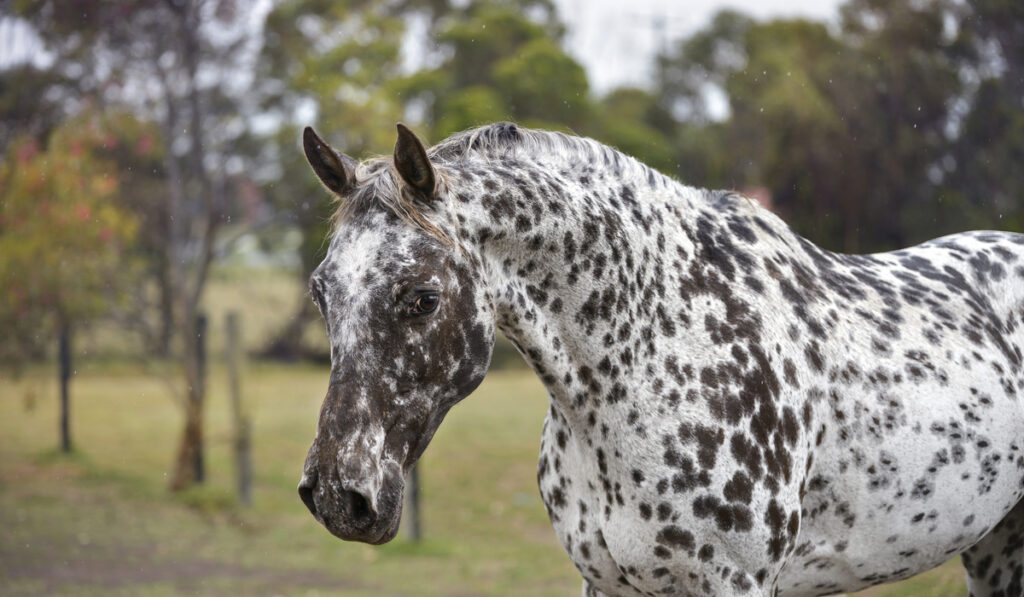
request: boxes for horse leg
[961,500,1024,597]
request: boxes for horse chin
[365,512,402,545]
[320,511,401,545]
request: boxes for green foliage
[653,0,1021,252]
[6,0,1023,366]
[257,0,411,276]
[946,0,1024,233]
[435,85,510,138]
[656,10,756,123]
[413,0,589,137]
[437,2,560,90]
[590,88,676,174]
[0,111,138,366]
[724,19,857,248]
[493,38,591,129]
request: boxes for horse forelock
[329,158,454,247]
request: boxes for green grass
[0,363,580,596]
[0,362,972,596]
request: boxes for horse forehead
[319,218,425,288]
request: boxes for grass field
[0,364,580,596]
[0,362,969,596]
[0,267,969,595]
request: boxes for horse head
[297,124,494,544]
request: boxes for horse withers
[297,122,1024,596]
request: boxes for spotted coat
[298,122,1024,596]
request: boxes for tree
[590,87,676,174]
[405,0,591,137]
[14,0,258,490]
[493,37,590,129]
[944,0,1024,233]
[0,111,138,450]
[654,1,970,252]
[252,0,592,358]
[0,63,75,150]
[725,19,862,249]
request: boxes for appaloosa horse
[297,122,1024,596]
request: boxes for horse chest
[537,401,794,596]
[538,407,633,593]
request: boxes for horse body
[298,122,1024,596]
[773,235,1024,596]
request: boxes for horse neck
[446,154,715,418]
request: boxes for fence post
[226,311,252,506]
[404,464,421,541]
[58,322,72,453]
[193,313,207,483]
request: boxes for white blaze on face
[334,403,386,512]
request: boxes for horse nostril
[298,481,318,517]
[347,490,372,521]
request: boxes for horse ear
[303,126,356,195]
[394,123,435,197]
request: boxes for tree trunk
[169,313,206,490]
[156,251,174,357]
[164,0,221,493]
[58,322,72,453]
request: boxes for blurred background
[0,0,1021,595]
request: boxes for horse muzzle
[298,453,404,545]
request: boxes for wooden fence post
[226,311,252,506]
[58,322,72,453]
[404,464,421,541]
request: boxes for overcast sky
[553,0,846,93]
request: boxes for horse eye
[409,293,439,316]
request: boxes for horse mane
[330,122,682,242]
[431,122,672,189]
